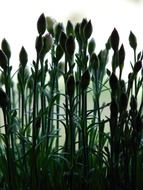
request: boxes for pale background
[0,0,143,69]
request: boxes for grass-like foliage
[0,13,142,190]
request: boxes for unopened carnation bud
[80,18,87,39]
[88,38,96,55]
[65,35,75,57]
[84,20,93,40]
[56,44,64,61]
[54,23,64,43]
[134,61,142,74]
[37,13,46,35]
[110,28,119,52]
[46,16,56,35]
[1,38,11,59]
[59,31,67,51]
[109,73,119,93]
[129,31,137,50]
[43,34,53,53]
[75,23,81,44]
[119,44,125,71]
[66,74,75,96]
[19,46,28,67]
[80,69,90,90]
[66,20,74,36]
[35,35,43,55]
[90,53,99,72]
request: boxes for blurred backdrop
[0,0,143,70]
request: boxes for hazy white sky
[0,0,143,70]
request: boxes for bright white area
[0,0,143,74]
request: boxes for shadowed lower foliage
[0,13,142,190]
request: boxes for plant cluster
[0,13,142,190]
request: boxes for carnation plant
[0,13,142,190]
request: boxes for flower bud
[43,34,53,53]
[56,44,64,61]
[37,13,46,35]
[80,18,87,39]
[90,53,99,73]
[1,38,11,59]
[46,16,56,35]
[54,23,64,43]
[109,73,119,93]
[35,35,43,55]
[134,61,142,74]
[59,31,67,51]
[119,44,125,71]
[75,23,82,44]
[19,46,28,68]
[66,74,75,96]
[110,28,119,52]
[65,35,75,57]
[84,20,93,40]
[129,31,137,50]
[80,69,90,90]
[66,20,74,36]
[88,38,96,55]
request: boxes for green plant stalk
[2,107,16,190]
[31,55,39,190]
[68,94,75,190]
[64,56,69,153]
[81,89,89,189]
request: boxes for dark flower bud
[0,88,9,109]
[43,34,53,53]
[37,13,46,35]
[90,53,99,72]
[75,23,82,44]
[109,73,119,95]
[88,38,96,55]
[54,23,64,43]
[80,18,88,39]
[59,31,67,51]
[56,44,64,61]
[110,28,119,52]
[129,31,137,50]
[80,69,90,90]
[35,35,43,55]
[0,50,8,71]
[1,38,11,59]
[119,44,125,71]
[66,20,74,36]
[84,20,93,40]
[19,46,28,68]
[65,35,75,57]
[134,61,142,74]
[66,74,75,96]
[46,16,56,35]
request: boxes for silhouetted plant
[0,13,142,190]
